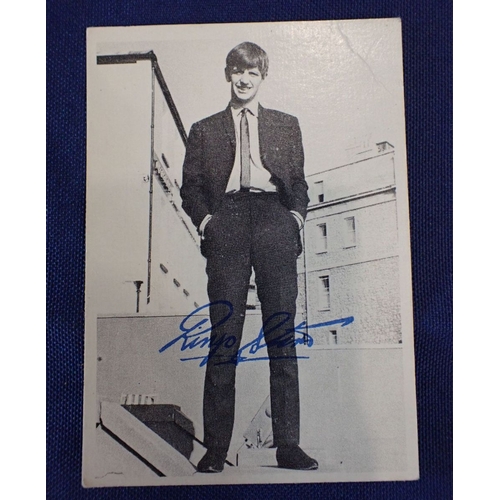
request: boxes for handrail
[96,51,188,146]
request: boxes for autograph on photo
[159,301,354,367]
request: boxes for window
[318,275,330,310]
[330,330,338,345]
[316,223,328,253]
[343,216,356,248]
[246,283,257,310]
[314,180,324,203]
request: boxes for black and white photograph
[83,19,418,487]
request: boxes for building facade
[298,142,402,346]
[88,53,209,316]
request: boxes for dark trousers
[201,192,301,454]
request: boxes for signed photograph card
[84,19,418,487]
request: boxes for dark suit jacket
[180,104,309,229]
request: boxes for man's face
[228,66,263,103]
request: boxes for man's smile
[229,66,263,102]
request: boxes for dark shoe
[276,445,318,470]
[197,449,226,473]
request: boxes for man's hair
[225,42,269,80]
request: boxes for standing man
[181,42,318,473]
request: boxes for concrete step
[100,401,196,477]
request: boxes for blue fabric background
[46,0,452,497]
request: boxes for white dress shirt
[225,101,277,193]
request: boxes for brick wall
[305,257,401,345]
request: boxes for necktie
[240,108,251,190]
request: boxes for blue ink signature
[158,301,354,367]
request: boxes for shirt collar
[230,100,259,119]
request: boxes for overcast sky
[95,19,406,175]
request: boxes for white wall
[86,58,208,316]
[86,60,152,315]
[96,316,408,473]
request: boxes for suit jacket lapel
[258,104,272,171]
[216,105,236,189]
[222,105,236,150]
